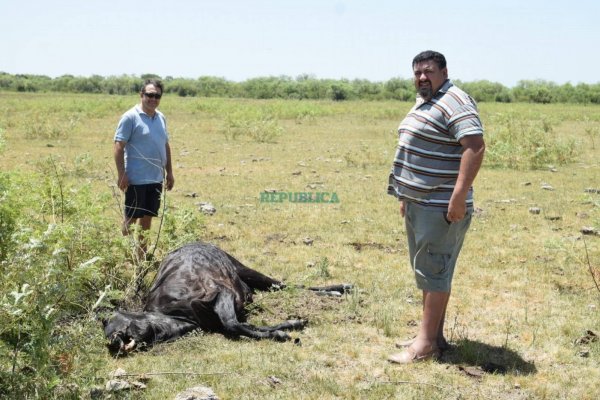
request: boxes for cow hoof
[315,290,342,297]
[287,319,308,330]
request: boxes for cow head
[103,311,147,356]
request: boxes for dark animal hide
[103,241,351,355]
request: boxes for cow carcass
[103,241,351,355]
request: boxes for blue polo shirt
[114,105,169,185]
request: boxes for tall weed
[485,112,576,169]
[221,112,284,143]
[0,129,16,261]
[0,175,127,397]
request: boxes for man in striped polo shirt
[387,51,485,364]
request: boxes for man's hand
[113,141,128,191]
[447,134,485,223]
[117,173,129,192]
[447,196,466,222]
[165,172,175,191]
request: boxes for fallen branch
[115,371,233,379]
[583,237,600,295]
[373,379,451,392]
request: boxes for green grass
[0,92,599,399]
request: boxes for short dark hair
[412,51,447,70]
[141,78,164,94]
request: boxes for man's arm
[447,134,485,222]
[164,142,175,190]
[114,141,129,191]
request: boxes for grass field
[0,92,599,399]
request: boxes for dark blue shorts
[124,183,163,219]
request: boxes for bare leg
[122,217,137,236]
[121,216,152,261]
[437,290,450,346]
[411,290,450,354]
[389,290,449,363]
[139,215,153,230]
[397,291,450,350]
[423,290,449,347]
[137,215,153,259]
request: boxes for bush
[0,174,17,263]
[3,72,600,103]
[485,112,576,169]
[0,132,16,262]
[0,159,131,397]
[221,111,284,143]
[460,80,513,103]
[0,150,210,397]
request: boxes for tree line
[1,72,599,104]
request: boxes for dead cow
[104,241,351,355]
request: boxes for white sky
[1,0,599,87]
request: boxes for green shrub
[485,112,576,169]
[0,162,130,397]
[221,112,284,143]
[0,173,17,263]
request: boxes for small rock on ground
[174,385,219,400]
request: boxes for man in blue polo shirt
[114,79,175,260]
[387,51,485,364]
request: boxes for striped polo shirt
[387,79,483,210]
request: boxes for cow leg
[242,319,307,333]
[226,254,283,291]
[212,290,297,341]
[304,283,354,297]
